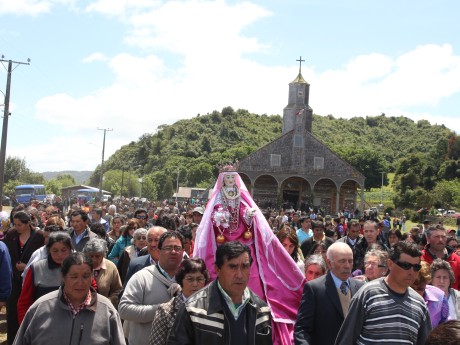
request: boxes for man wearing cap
[192,206,204,224]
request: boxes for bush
[403,209,419,223]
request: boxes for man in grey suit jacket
[294,242,364,345]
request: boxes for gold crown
[217,160,240,173]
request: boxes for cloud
[21,1,460,172]
[0,0,77,15]
[0,0,52,15]
[311,44,460,129]
[84,0,157,18]
[82,52,108,63]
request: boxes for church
[238,58,365,215]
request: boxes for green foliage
[161,177,174,200]
[91,109,455,205]
[437,160,460,180]
[4,156,28,183]
[447,134,460,160]
[55,174,76,187]
[335,146,389,191]
[402,208,421,223]
[45,179,62,195]
[4,156,45,185]
[432,179,460,209]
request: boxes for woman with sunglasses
[117,227,148,283]
[149,258,209,345]
[108,218,139,264]
[430,258,460,320]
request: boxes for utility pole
[175,168,180,202]
[97,127,113,200]
[380,171,385,206]
[0,56,30,211]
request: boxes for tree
[201,137,212,153]
[393,153,435,194]
[56,174,76,187]
[4,156,28,183]
[161,177,174,200]
[336,146,389,191]
[437,160,460,180]
[186,163,213,186]
[432,179,460,209]
[447,134,460,160]
[45,179,62,195]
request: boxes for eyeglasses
[161,246,183,253]
[184,277,206,284]
[135,236,147,240]
[136,215,147,219]
[365,262,386,268]
[394,261,422,272]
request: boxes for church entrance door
[283,190,299,210]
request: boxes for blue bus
[15,184,47,205]
[74,188,99,204]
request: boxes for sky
[0,0,459,173]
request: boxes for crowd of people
[1,170,460,345]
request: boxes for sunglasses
[394,260,422,272]
[136,215,147,219]
[135,236,147,240]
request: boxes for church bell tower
[282,56,313,134]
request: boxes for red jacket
[422,245,460,290]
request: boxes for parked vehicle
[446,210,457,217]
[14,184,47,205]
[2,195,10,206]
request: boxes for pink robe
[194,172,306,345]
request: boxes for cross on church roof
[296,56,305,73]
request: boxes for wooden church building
[238,58,365,215]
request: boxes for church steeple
[283,56,313,134]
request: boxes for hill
[42,170,92,184]
[86,107,457,204]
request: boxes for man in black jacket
[294,242,364,345]
[167,241,272,345]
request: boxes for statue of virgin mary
[194,164,306,345]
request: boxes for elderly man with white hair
[295,242,365,345]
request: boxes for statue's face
[223,174,236,187]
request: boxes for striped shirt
[335,277,432,345]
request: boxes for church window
[270,154,281,167]
[298,89,303,97]
[314,157,324,170]
[294,135,303,147]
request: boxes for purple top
[423,284,450,327]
